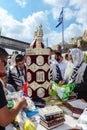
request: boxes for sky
[0,0,87,53]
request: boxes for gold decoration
[27,72,32,82]
[28,63,39,72]
[36,71,45,82]
[27,87,32,97]
[27,63,49,72]
[37,88,45,98]
[26,48,50,55]
[30,81,50,91]
[36,56,44,65]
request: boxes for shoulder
[7,84,16,92]
[61,60,67,66]
[10,66,18,74]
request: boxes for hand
[17,86,22,91]
[18,97,28,109]
[58,80,65,86]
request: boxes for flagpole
[55,7,64,50]
[62,7,64,50]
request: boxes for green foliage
[80,39,87,46]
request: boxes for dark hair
[0,47,8,59]
[65,53,68,58]
[15,54,25,63]
[53,50,62,57]
[47,47,53,52]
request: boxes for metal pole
[62,7,64,49]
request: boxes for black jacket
[74,66,87,101]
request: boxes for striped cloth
[50,57,63,83]
[8,65,26,90]
[68,48,87,84]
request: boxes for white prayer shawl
[50,58,59,80]
[67,48,87,84]
[50,57,62,82]
[64,61,74,81]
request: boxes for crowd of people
[0,46,87,129]
[50,48,87,101]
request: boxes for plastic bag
[52,82,76,101]
[13,111,36,130]
[23,120,36,130]
[50,82,58,96]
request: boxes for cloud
[65,23,83,42]
[0,8,51,43]
[43,0,66,7]
[44,31,62,47]
[43,0,68,20]
[15,0,27,8]
[69,0,87,9]
[0,0,87,49]
[64,8,75,20]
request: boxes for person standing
[53,51,67,79]
[50,50,63,83]
[8,54,26,91]
[59,48,87,101]
[0,47,27,130]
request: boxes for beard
[64,61,74,81]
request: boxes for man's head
[65,53,68,61]
[68,50,73,62]
[0,47,8,74]
[15,54,25,69]
[53,50,62,63]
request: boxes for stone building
[69,30,87,47]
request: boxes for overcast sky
[0,0,87,51]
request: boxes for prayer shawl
[68,48,87,84]
[50,57,62,83]
[64,61,74,81]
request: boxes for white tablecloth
[6,114,78,130]
[36,114,78,130]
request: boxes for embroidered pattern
[36,56,44,65]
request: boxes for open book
[63,99,87,118]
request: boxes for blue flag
[56,9,63,28]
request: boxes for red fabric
[23,83,28,96]
[30,39,45,48]
[26,55,50,98]
[0,71,4,76]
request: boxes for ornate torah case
[26,25,50,98]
